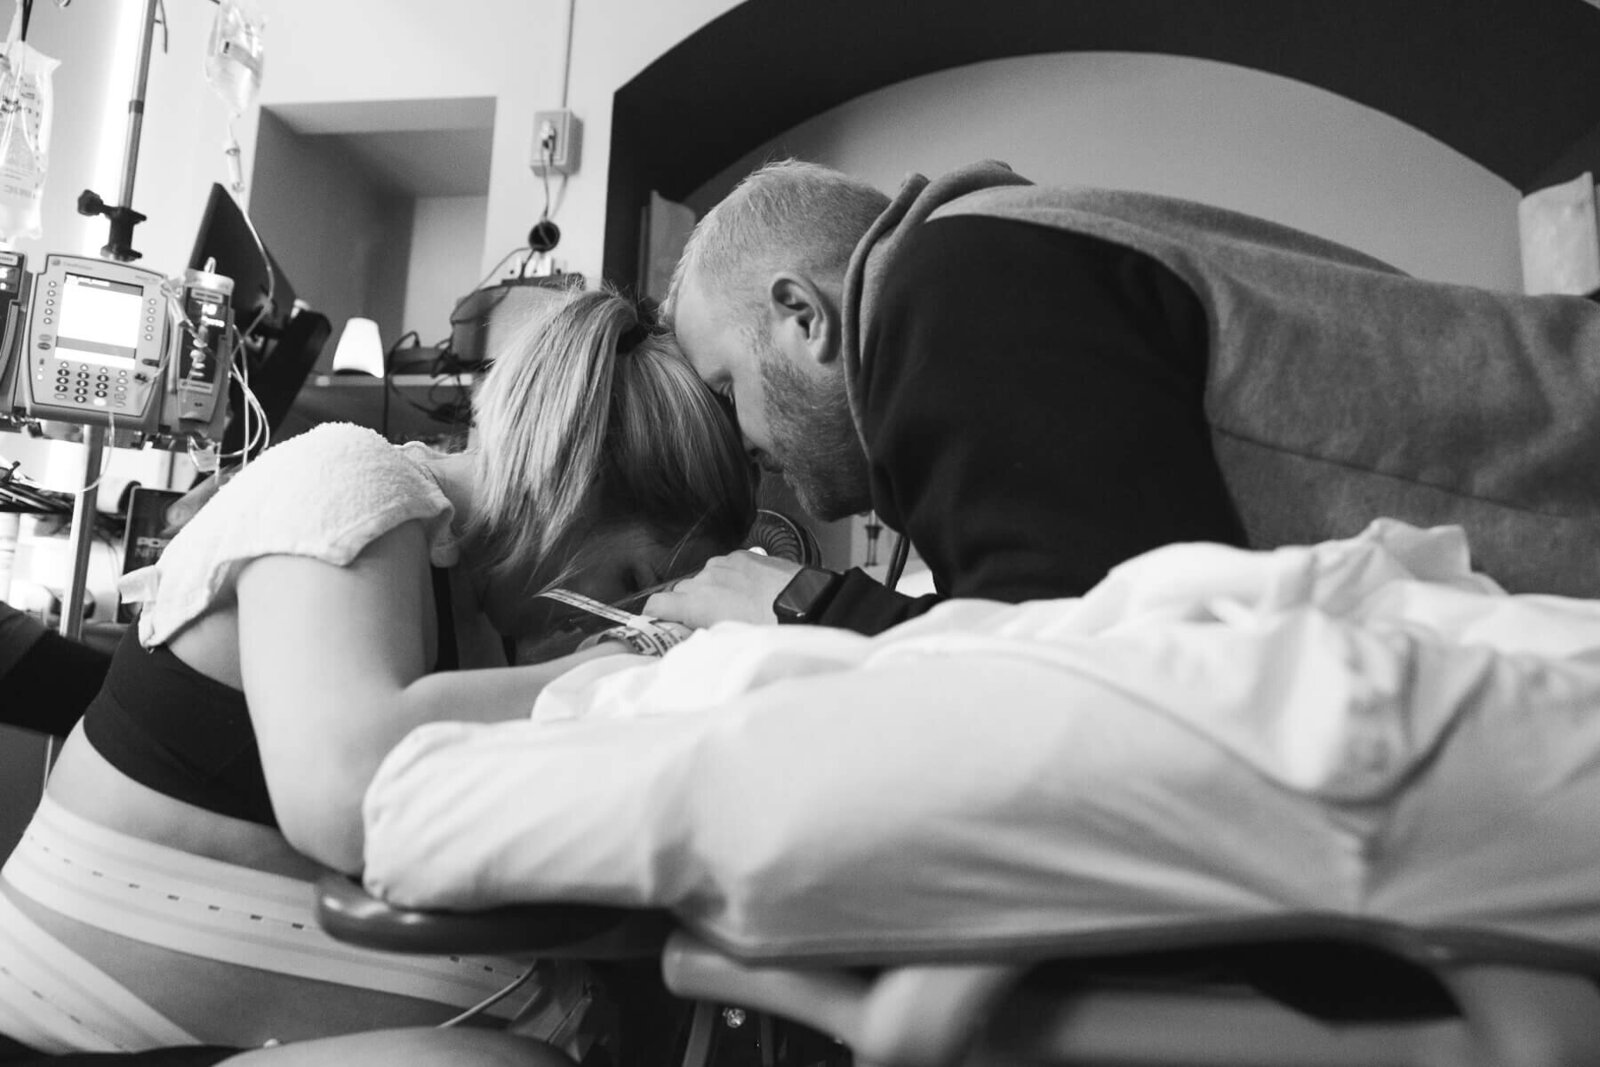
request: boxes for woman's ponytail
[465,287,636,588]
[463,283,754,598]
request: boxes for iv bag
[205,0,266,117]
[0,22,58,245]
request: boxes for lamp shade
[331,317,385,376]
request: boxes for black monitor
[188,182,298,335]
[187,183,327,458]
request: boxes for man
[646,159,1600,635]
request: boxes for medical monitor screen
[56,272,143,369]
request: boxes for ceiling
[322,127,493,198]
[267,97,496,199]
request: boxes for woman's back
[0,286,755,1058]
[0,429,534,1052]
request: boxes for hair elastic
[617,321,650,354]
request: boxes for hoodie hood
[838,160,1032,449]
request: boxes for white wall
[690,52,1522,290]
[18,0,1524,318]
[404,196,488,343]
[19,0,253,276]
[556,0,745,281]
[13,0,134,259]
[247,2,1526,289]
[257,0,571,279]
[559,4,1532,290]
[250,108,415,356]
[247,0,733,281]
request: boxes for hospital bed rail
[315,874,1600,1067]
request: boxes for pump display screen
[56,272,144,367]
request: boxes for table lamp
[331,317,385,377]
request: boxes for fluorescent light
[82,0,145,256]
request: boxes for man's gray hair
[667,159,890,325]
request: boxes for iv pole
[59,0,160,640]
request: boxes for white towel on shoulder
[121,423,459,647]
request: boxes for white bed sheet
[362,520,1600,961]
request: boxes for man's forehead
[671,272,728,374]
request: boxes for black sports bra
[81,568,459,829]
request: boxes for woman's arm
[237,520,614,874]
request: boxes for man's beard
[758,350,872,522]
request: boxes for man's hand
[643,550,804,628]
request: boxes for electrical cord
[209,189,276,465]
[379,330,419,440]
[366,334,477,441]
[227,361,268,454]
[236,320,253,457]
[435,967,540,1029]
[0,460,72,515]
[526,139,561,269]
[886,533,910,589]
[471,247,534,293]
[536,137,554,224]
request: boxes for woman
[0,287,755,1064]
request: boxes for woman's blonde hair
[465,285,755,592]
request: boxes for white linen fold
[364,520,1600,960]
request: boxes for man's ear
[767,273,841,367]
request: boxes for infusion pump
[0,252,233,446]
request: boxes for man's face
[674,271,871,521]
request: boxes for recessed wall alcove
[251,96,497,367]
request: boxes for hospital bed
[324,522,1600,1066]
[316,875,1600,1066]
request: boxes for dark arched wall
[604,0,1600,286]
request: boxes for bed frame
[317,874,1600,1067]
